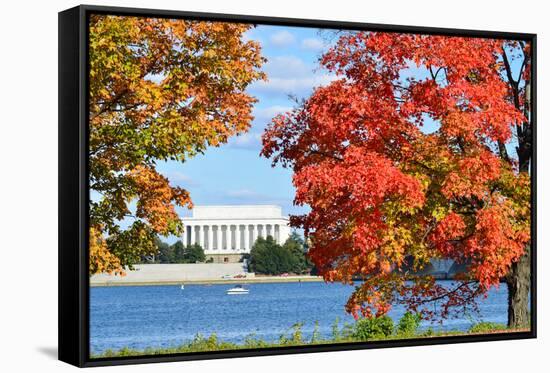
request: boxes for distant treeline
[248,232,313,275]
[143,232,313,274]
[144,239,207,264]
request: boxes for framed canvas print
[58,4,537,367]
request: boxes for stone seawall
[90,263,250,286]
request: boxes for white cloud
[301,37,324,51]
[253,105,293,122]
[270,30,296,47]
[250,74,340,95]
[224,106,293,151]
[162,171,199,187]
[226,132,263,150]
[264,56,310,78]
[248,54,341,97]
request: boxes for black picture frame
[58,4,537,368]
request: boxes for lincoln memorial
[181,205,291,263]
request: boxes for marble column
[225,225,231,250]
[258,224,263,238]
[244,224,250,251]
[236,225,241,251]
[216,225,222,250]
[252,224,257,246]
[197,226,202,247]
[208,225,213,251]
[190,224,195,245]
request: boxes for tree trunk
[501,46,532,330]
[506,245,531,329]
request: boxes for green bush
[352,316,394,341]
[248,233,312,275]
[153,238,206,263]
[419,327,434,337]
[469,322,507,333]
[396,312,422,337]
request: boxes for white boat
[180,284,185,290]
[226,285,249,295]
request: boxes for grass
[92,316,526,358]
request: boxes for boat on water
[180,284,185,290]
[226,285,249,295]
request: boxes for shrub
[248,234,311,275]
[469,322,507,333]
[420,327,434,337]
[396,312,422,337]
[352,316,394,341]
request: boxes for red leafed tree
[261,33,532,328]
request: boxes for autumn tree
[262,33,532,328]
[89,15,265,275]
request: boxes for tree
[283,232,313,274]
[151,239,207,263]
[172,240,186,263]
[155,237,174,263]
[88,15,265,275]
[249,235,311,275]
[182,243,206,263]
[261,33,531,328]
[249,236,293,275]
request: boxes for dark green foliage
[248,233,312,275]
[156,237,174,263]
[106,221,157,269]
[181,243,206,263]
[352,316,394,341]
[152,238,205,264]
[248,236,290,275]
[172,240,185,263]
[283,232,313,274]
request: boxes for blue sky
[156,25,335,225]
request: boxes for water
[90,281,508,354]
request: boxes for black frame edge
[58,5,87,368]
[78,3,535,40]
[529,34,537,338]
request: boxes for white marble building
[181,205,291,261]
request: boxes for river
[90,281,508,354]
